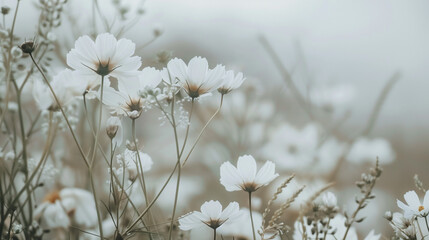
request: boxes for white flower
[167,56,225,98]
[106,116,123,147]
[321,192,337,209]
[220,155,279,192]
[347,137,395,165]
[179,200,241,230]
[390,212,417,239]
[67,33,141,85]
[260,123,345,174]
[217,70,245,94]
[364,230,381,240]
[34,188,97,229]
[397,190,429,219]
[102,67,162,118]
[33,69,86,111]
[309,83,356,111]
[118,149,153,180]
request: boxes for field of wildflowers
[0,0,428,239]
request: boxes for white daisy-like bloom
[117,148,153,180]
[346,137,395,165]
[293,214,358,240]
[390,212,417,239]
[220,155,279,192]
[102,67,162,118]
[67,33,141,85]
[34,188,97,229]
[167,56,225,98]
[397,190,429,219]
[105,116,123,147]
[309,83,356,112]
[260,123,345,174]
[179,200,241,230]
[33,69,86,111]
[217,70,245,94]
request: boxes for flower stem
[249,191,257,240]
[89,76,105,239]
[168,94,183,240]
[213,228,217,240]
[182,94,223,167]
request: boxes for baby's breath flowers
[179,200,241,240]
[67,33,141,84]
[217,70,246,95]
[167,56,225,99]
[397,190,429,219]
[220,155,278,240]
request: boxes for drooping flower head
[217,70,245,95]
[167,56,225,99]
[397,190,429,219]
[179,200,241,230]
[67,33,141,85]
[220,155,279,193]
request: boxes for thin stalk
[29,53,90,167]
[182,94,223,167]
[124,161,180,235]
[131,119,154,240]
[213,228,217,240]
[0,0,21,131]
[89,76,105,240]
[168,94,183,240]
[248,191,257,240]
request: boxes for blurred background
[6,0,429,237]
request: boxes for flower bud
[106,116,121,140]
[19,40,36,54]
[1,6,10,15]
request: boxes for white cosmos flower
[118,148,153,180]
[217,70,245,94]
[33,69,86,111]
[179,200,241,230]
[101,67,162,118]
[167,56,225,98]
[220,155,279,192]
[397,190,429,219]
[260,123,345,174]
[67,33,141,85]
[34,188,97,229]
[347,137,395,165]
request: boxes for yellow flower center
[419,205,425,212]
[43,190,61,203]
